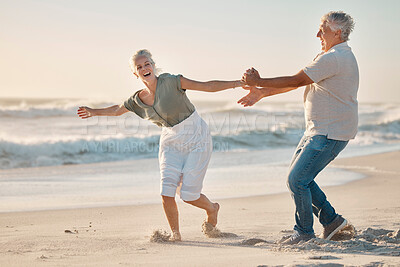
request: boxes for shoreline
[2,145,394,214]
[1,151,399,266]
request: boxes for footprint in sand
[307,255,341,260]
[240,238,269,246]
[64,229,78,234]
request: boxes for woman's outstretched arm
[77,104,129,119]
[180,76,243,92]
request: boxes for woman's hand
[241,68,261,86]
[77,106,94,119]
[237,86,265,107]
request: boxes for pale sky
[1,0,399,103]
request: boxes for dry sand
[1,151,399,266]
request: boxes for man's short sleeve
[303,53,339,83]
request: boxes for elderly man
[240,11,359,244]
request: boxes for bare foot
[170,231,182,242]
[206,203,220,227]
[202,221,222,238]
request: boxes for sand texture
[1,151,399,266]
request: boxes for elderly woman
[78,49,241,241]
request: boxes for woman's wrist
[90,108,99,116]
[233,80,243,89]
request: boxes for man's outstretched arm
[238,69,314,107]
[242,68,314,89]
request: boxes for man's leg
[310,181,337,225]
[286,135,346,240]
[310,139,348,225]
[289,135,308,168]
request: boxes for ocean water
[0,98,399,212]
[1,98,399,170]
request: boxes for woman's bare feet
[170,231,182,242]
[206,203,220,227]
[184,195,220,228]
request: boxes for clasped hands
[238,67,265,107]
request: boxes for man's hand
[241,67,261,86]
[237,86,265,107]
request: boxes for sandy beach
[2,0,400,266]
[1,151,399,267]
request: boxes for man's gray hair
[321,11,355,41]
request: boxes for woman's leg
[184,194,220,226]
[180,115,218,226]
[162,195,181,241]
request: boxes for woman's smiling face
[134,55,156,81]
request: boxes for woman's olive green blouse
[124,73,195,127]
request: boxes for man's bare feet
[206,203,220,227]
[170,231,182,242]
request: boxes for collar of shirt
[327,41,350,52]
[314,42,350,61]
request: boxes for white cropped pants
[159,111,212,201]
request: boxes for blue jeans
[287,135,348,235]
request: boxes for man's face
[317,22,340,52]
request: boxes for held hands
[238,67,264,107]
[77,106,93,119]
[241,67,260,87]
